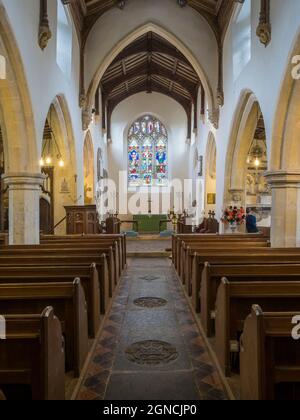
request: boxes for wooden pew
[41,234,127,268]
[201,263,300,336]
[0,279,88,377]
[240,305,300,400]
[0,265,100,338]
[0,253,110,314]
[177,236,268,275]
[172,233,265,269]
[0,307,65,400]
[215,278,300,376]
[192,252,300,314]
[175,235,268,276]
[181,240,269,289]
[0,244,118,294]
[38,239,122,277]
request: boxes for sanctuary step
[126,237,172,258]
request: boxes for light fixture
[40,108,65,169]
[254,158,260,167]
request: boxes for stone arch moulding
[223,89,262,206]
[41,95,78,235]
[83,130,95,205]
[0,2,39,174]
[204,131,217,213]
[205,132,217,180]
[270,30,300,172]
[82,22,216,131]
[50,94,78,176]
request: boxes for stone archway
[224,90,262,207]
[0,3,43,244]
[83,131,95,205]
[40,96,77,234]
[83,22,216,130]
[266,30,300,246]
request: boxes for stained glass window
[128,115,168,187]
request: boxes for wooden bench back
[201,262,300,336]
[0,264,100,338]
[0,279,88,377]
[0,307,65,400]
[41,234,127,265]
[0,246,118,294]
[0,253,110,314]
[191,253,300,314]
[179,242,270,294]
[240,305,300,400]
[215,278,300,377]
[16,238,125,272]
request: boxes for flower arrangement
[221,206,246,226]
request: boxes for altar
[133,214,168,233]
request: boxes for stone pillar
[265,171,300,247]
[2,173,45,245]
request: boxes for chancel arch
[39,96,77,234]
[84,23,215,132]
[204,132,217,215]
[83,131,95,205]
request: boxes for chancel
[0,0,300,402]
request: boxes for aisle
[76,258,227,400]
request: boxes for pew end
[240,305,300,400]
[0,307,65,400]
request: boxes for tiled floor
[76,258,227,400]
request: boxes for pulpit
[65,205,100,235]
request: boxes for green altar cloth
[133,214,168,233]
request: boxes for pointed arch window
[128,115,168,187]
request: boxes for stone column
[265,171,300,247]
[2,173,45,245]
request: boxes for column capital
[2,172,45,190]
[264,170,300,188]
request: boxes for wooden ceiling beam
[102,60,197,99]
[110,34,191,66]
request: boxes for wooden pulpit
[64,205,100,235]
